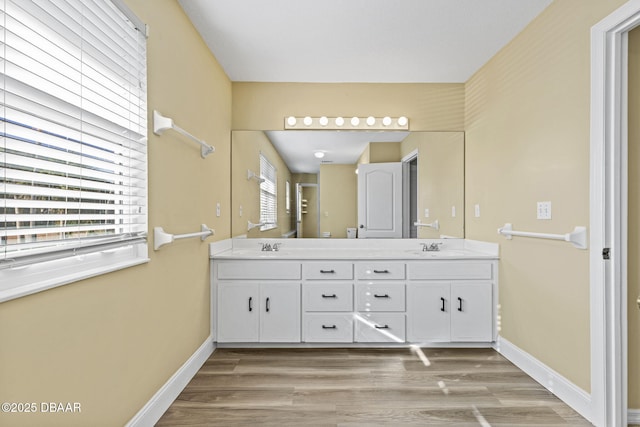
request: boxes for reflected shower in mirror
[231,130,464,239]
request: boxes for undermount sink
[405,249,467,257]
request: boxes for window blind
[0,0,148,268]
[259,153,277,231]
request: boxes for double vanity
[209,238,499,347]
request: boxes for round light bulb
[398,116,408,126]
[303,116,313,126]
[335,117,345,126]
[287,116,297,126]
[319,116,329,126]
[382,116,392,126]
[350,117,360,126]
[366,116,375,126]
[314,151,325,159]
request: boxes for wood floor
[157,347,593,426]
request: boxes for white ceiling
[265,130,410,173]
[178,0,552,83]
[180,0,552,172]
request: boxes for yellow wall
[628,26,640,410]
[369,142,401,163]
[319,164,358,238]
[465,0,626,392]
[232,83,464,131]
[401,132,464,239]
[231,131,293,238]
[0,1,232,426]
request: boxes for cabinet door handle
[320,269,335,274]
[322,294,337,298]
[374,294,390,298]
[266,297,270,312]
[375,324,389,329]
[440,297,446,312]
[248,297,253,312]
[458,297,463,312]
[322,325,337,329]
[373,269,390,274]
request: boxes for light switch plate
[424,208,430,218]
[537,201,552,220]
[216,202,221,217]
[451,206,456,218]
[474,204,480,218]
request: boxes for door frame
[402,149,419,238]
[590,2,640,425]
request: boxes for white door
[217,283,259,342]
[260,283,301,342]
[357,162,402,238]
[406,282,450,342]
[450,282,493,342]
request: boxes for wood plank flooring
[157,347,593,426]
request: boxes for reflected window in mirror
[260,153,278,231]
[285,180,291,214]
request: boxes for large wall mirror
[231,130,464,239]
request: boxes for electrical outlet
[216,202,221,217]
[537,201,552,220]
[424,208,430,218]
[474,204,480,218]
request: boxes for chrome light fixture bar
[284,116,409,130]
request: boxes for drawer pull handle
[266,297,270,312]
[441,297,446,312]
[320,269,335,274]
[375,324,390,329]
[248,297,253,312]
[322,294,337,298]
[373,269,390,274]
[458,297,463,312]
[322,325,337,329]
[374,294,390,298]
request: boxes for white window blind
[259,153,277,231]
[0,0,147,270]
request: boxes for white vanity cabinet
[215,261,301,343]
[302,261,354,342]
[406,261,494,342]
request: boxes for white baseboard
[629,409,640,424]
[126,336,215,427]
[494,336,593,424]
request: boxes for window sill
[0,244,148,303]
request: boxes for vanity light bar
[284,116,409,130]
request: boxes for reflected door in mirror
[357,162,402,238]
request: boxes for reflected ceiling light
[314,151,325,159]
[284,116,409,130]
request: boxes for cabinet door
[217,283,259,342]
[406,282,450,342]
[450,282,493,342]
[260,283,301,342]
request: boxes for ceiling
[180,0,553,173]
[178,0,552,83]
[265,130,410,173]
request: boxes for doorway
[402,150,419,238]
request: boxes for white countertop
[210,238,499,260]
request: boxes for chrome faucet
[421,242,442,252]
[260,242,281,252]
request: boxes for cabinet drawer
[303,262,353,280]
[355,283,405,312]
[303,282,353,312]
[217,261,301,280]
[303,314,354,342]
[356,262,405,280]
[407,261,492,280]
[355,313,406,343]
